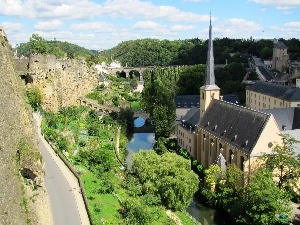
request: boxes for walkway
[32,113,90,225]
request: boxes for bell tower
[200,13,220,118]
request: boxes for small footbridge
[133,110,150,120]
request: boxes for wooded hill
[16,34,300,68]
[103,37,300,67]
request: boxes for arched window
[240,156,245,171]
[219,143,223,152]
[210,138,214,156]
[202,92,204,99]
[229,149,233,164]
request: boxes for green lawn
[81,172,123,224]
[130,101,141,110]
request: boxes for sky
[0,0,300,50]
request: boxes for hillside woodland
[0,35,52,224]
[104,37,300,67]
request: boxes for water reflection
[126,133,154,168]
[134,117,145,128]
[187,200,217,225]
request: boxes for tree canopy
[132,150,199,211]
[261,133,300,190]
[231,168,291,225]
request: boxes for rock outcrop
[22,54,98,112]
[0,32,51,224]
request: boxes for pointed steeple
[206,12,215,85]
[199,13,220,118]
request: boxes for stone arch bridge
[77,97,150,119]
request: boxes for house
[176,18,284,185]
[246,81,300,110]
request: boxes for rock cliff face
[0,34,51,224]
[25,54,98,112]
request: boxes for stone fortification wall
[27,54,98,112]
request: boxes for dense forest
[103,37,300,67]
[16,34,300,68]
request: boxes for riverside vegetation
[39,73,199,225]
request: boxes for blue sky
[0,0,299,50]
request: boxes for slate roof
[275,41,287,49]
[246,81,300,101]
[181,106,200,132]
[223,94,240,105]
[199,99,270,155]
[257,65,274,80]
[174,95,200,108]
[261,107,300,131]
[175,94,240,108]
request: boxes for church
[176,18,283,184]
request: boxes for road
[32,113,90,225]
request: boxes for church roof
[261,107,300,131]
[181,106,200,132]
[246,81,300,101]
[199,99,270,155]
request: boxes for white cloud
[199,18,263,39]
[171,25,196,32]
[132,21,175,36]
[249,0,300,9]
[270,22,300,37]
[70,22,116,33]
[34,20,63,31]
[0,0,211,23]
[1,22,25,34]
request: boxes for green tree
[231,168,291,225]
[141,71,176,140]
[26,87,42,110]
[201,164,243,210]
[132,150,198,211]
[260,46,273,60]
[246,71,259,80]
[29,34,50,54]
[122,198,159,225]
[261,133,300,190]
[177,64,206,95]
[118,107,134,133]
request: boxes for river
[125,117,220,225]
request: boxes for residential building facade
[246,81,300,110]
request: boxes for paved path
[32,113,90,225]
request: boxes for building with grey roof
[246,81,300,110]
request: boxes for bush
[26,87,42,110]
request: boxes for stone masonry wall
[27,54,98,112]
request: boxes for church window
[240,156,245,171]
[202,93,204,99]
[229,149,233,164]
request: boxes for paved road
[32,113,90,225]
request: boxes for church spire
[199,12,220,118]
[206,12,215,85]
